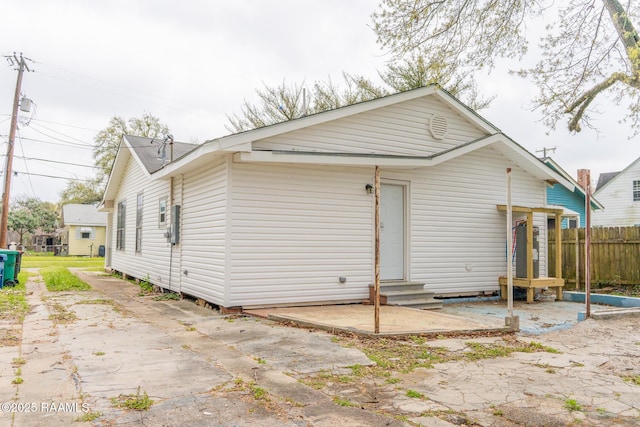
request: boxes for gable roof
[122,135,197,174]
[62,204,108,226]
[102,135,198,203]
[596,171,621,191]
[543,157,603,210]
[594,155,640,194]
[101,86,575,208]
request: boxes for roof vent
[429,114,448,140]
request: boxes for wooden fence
[548,226,640,286]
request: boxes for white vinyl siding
[179,156,228,305]
[593,159,640,226]
[228,163,373,307]
[383,145,548,295]
[253,97,487,156]
[110,155,175,288]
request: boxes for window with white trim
[159,197,167,227]
[634,180,640,202]
[136,192,143,253]
[116,200,126,250]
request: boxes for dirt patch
[0,325,21,346]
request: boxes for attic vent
[429,114,448,140]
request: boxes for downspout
[167,135,175,292]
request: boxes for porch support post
[555,211,562,279]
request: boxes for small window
[159,197,167,227]
[79,226,93,240]
[634,180,640,201]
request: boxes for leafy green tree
[8,209,37,247]
[93,112,170,182]
[7,197,58,246]
[60,112,170,204]
[59,178,103,206]
[372,0,640,134]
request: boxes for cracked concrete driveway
[1,269,639,426]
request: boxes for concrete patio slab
[244,304,505,336]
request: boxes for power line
[36,61,222,115]
[4,170,99,183]
[7,135,94,150]
[27,123,93,147]
[16,128,37,198]
[13,155,95,169]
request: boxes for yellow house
[60,204,108,256]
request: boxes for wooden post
[506,169,513,318]
[575,227,580,290]
[374,166,381,334]
[585,185,591,318]
[555,211,562,279]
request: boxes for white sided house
[592,156,640,226]
[100,86,573,311]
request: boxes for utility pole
[1,53,32,248]
[535,146,556,158]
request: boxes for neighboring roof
[543,157,604,210]
[62,204,108,226]
[594,155,640,194]
[596,171,620,191]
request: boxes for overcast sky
[1,0,639,204]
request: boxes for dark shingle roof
[596,172,620,191]
[125,135,198,174]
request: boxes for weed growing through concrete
[12,377,23,384]
[48,303,78,324]
[622,374,640,385]
[564,398,583,412]
[153,292,180,301]
[93,351,106,356]
[75,411,103,422]
[332,396,353,407]
[406,389,426,399]
[110,386,154,411]
[12,357,25,366]
[75,298,113,305]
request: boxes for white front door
[380,184,405,280]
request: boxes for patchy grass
[41,266,91,291]
[0,272,29,322]
[75,298,113,305]
[21,254,104,270]
[305,334,563,387]
[48,303,77,324]
[622,374,640,386]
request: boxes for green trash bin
[0,250,19,287]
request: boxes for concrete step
[388,299,443,310]
[368,282,443,310]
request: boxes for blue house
[544,158,603,228]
